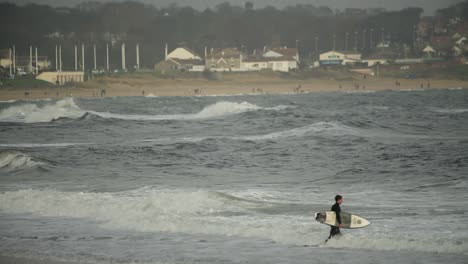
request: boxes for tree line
[0,1,462,69]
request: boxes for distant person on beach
[327,195,343,241]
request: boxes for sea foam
[432,108,468,114]
[0,188,466,255]
[0,99,287,123]
[90,101,263,121]
[0,152,45,171]
[0,97,85,123]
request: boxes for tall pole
[12,45,16,74]
[93,44,97,70]
[29,45,33,73]
[362,30,367,51]
[75,45,78,71]
[165,43,168,60]
[82,44,85,72]
[370,28,374,49]
[345,33,349,51]
[136,43,140,70]
[81,44,84,71]
[9,48,12,77]
[381,27,385,44]
[35,47,38,75]
[354,32,358,51]
[332,34,336,51]
[55,45,58,71]
[106,43,109,71]
[296,39,299,62]
[121,43,126,70]
[59,45,62,71]
[315,36,319,54]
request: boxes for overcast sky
[5,0,464,15]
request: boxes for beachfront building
[261,47,299,72]
[205,48,245,72]
[241,56,269,71]
[36,71,85,85]
[238,47,299,72]
[155,58,205,73]
[167,47,202,61]
[155,47,204,73]
[361,58,388,67]
[423,45,436,58]
[319,51,362,66]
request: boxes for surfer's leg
[330,226,338,238]
[326,227,338,243]
[335,228,341,236]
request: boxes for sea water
[0,89,467,263]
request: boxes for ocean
[0,89,467,264]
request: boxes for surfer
[327,195,343,241]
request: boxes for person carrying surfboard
[328,195,343,240]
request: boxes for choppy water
[0,89,467,264]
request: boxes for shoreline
[1,76,467,101]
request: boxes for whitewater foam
[239,121,415,140]
[0,98,85,123]
[432,108,468,114]
[0,152,45,170]
[0,188,466,255]
[138,121,424,144]
[91,101,263,121]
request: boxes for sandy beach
[1,73,467,101]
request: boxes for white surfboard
[315,211,370,229]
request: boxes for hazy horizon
[2,0,465,15]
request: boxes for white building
[319,50,362,66]
[361,59,388,67]
[36,71,84,85]
[262,48,299,72]
[167,47,202,60]
[241,57,269,71]
[239,47,299,72]
[155,46,204,72]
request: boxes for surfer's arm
[336,211,342,224]
[331,204,342,225]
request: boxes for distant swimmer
[326,195,343,242]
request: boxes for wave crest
[0,98,85,123]
[91,101,263,121]
[0,152,45,170]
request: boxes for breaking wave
[139,121,430,144]
[0,99,286,123]
[89,101,261,120]
[0,152,45,171]
[0,98,85,123]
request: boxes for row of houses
[416,15,468,57]
[155,46,299,73]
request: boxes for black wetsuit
[329,202,342,239]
